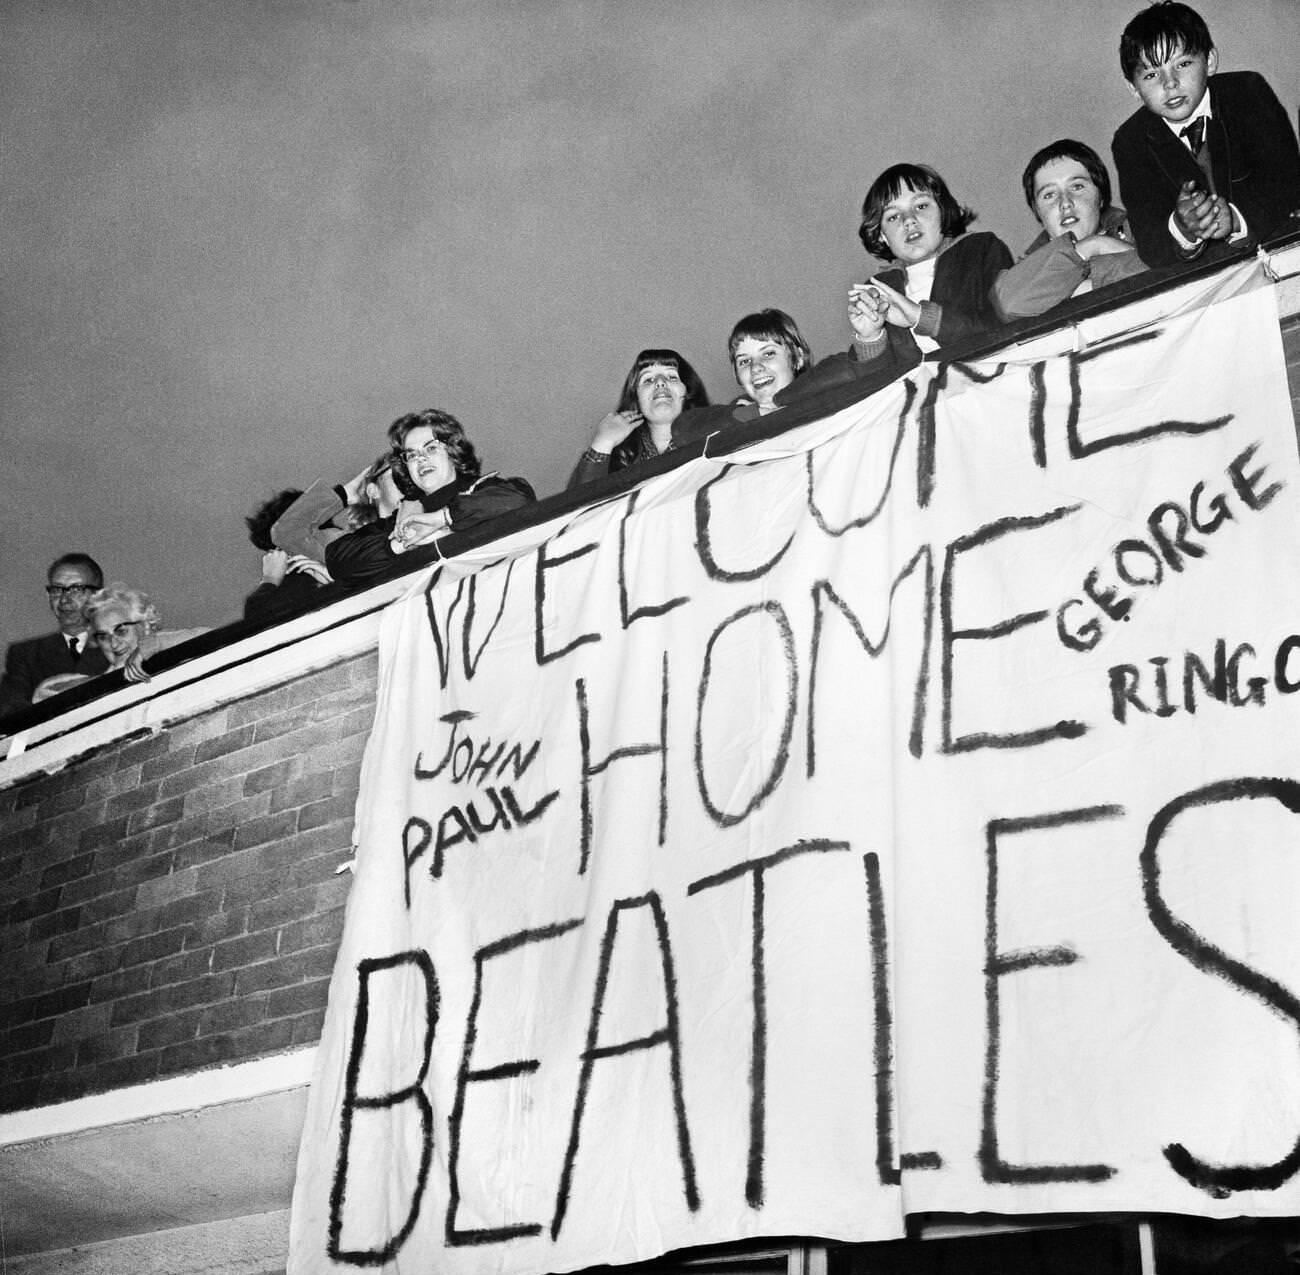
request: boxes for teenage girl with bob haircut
[726,308,812,416]
[569,348,710,488]
[845,163,1011,370]
[671,308,815,443]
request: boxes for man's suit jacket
[1112,71,1300,269]
[0,632,109,719]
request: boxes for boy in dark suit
[0,553,109,718]
[1111,1,1300,268]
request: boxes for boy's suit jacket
[1112,70,1300,269]
[0,632,109,718]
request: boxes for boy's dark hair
[245,489,303,551]
[388,408,482,484]
[615,349,710,415]
[858,163,976,261]
[727,310,812,376]
[1021,139,1114,214]
[1120,2,1214,81]
[47,552,105,588]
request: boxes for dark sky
[3,0,1295,639]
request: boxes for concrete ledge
[1,1209,290,1275]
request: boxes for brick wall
[0,651,376,1114]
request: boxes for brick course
[0,652,375,1113]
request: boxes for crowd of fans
[2,2,1297,723]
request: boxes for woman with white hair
[79,584,207,686]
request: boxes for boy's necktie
[1179,118,1215,189]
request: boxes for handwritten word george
[1055,443,1282,653]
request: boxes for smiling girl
[725,309,812,416]
[846,163,1010,368]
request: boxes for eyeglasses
[92,621,140,643]
[401,441,447,465]
[45,584,95,599]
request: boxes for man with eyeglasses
[0,553,110,717]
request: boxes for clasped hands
[390,501,451,553]
[1174,179,1235,244]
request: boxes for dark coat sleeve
[0,639,38,717]
[324,521,399,587]
[1216,71,1300,246]
[787,336,920,400]
[325,476,536,588]
[925,232,1014,345]
[672,401,762,447]
[569,449,614,489]
[0,634,109,719]
[445,474,535,533]
[242,570,325,623]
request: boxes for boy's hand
[1174,180,1230,243]
[1208,201,1236,240]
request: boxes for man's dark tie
[1180,118,1215,189]
[67,637,80,663]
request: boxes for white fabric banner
[290,265,1300,1275]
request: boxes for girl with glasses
[326,408,535,587]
